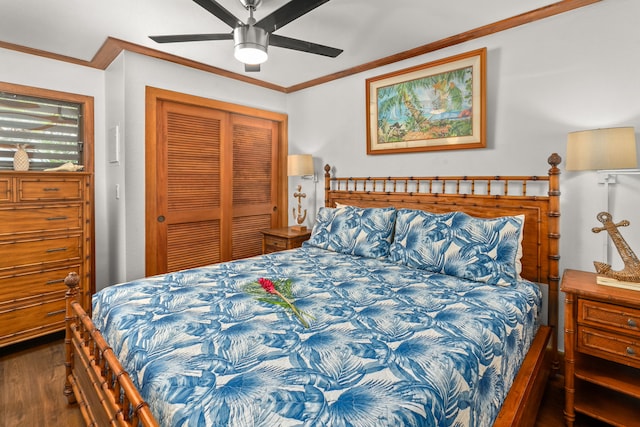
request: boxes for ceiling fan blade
[256,0,330,33]
[192,0,243,28]
[269,34,342,58]
[244,64,261,72]
[149,33,233,43]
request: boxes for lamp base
[291,225,307,232]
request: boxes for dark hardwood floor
[0,333,83,427]
[0,333,609,427]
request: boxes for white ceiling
[0,0,563,88]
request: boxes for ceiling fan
[149,0,343,72]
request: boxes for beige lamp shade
[288,154,314,176]
[566,127,638,171]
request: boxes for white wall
[105,53,126,287]
[286,0,640,350]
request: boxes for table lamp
[566,127,640,285]
[288,154,314,231]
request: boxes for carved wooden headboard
[324,153,561,355]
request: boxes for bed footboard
[64,272,159,427]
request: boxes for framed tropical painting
[366,48,486,155]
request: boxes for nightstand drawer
[261,227,311,254]
[264,235,288,250]
[578,325,640,368]
[579,299,640,334]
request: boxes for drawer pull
[47,216,69,221]
[629,318,638,328]
[46,309,65,317]
[46,247,67,253]
[627,347,636,356]
[46,279,65,285]
[43,187,60,192]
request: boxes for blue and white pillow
[389,209,524,286]
[305,205,396,259]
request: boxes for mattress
[92,246,542,427]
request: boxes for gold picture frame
[366,48,486,155]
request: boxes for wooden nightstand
[561,269,640,427]
[261,227,311,254]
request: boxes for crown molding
[0,0,601,94]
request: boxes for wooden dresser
[561,269,640,427]
[261,227,311,254]
[0,172,93,347]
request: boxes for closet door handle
[157,215,165,223]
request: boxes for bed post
[324,164,331,207]
[547,153,562,373]
[63,271,80,404]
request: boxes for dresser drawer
[0,235,82,271]
[0,294,66,344]
[18,177,83,201]
[0,264,81,302]
[579,299,640,335]
[578,325,640,368]
[0,177,11,202]
[0,204,83,236]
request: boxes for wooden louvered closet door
[151,101,225,274]
[146,92,285,276]
[230,114,279,260]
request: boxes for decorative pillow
[305,205,396,258]
[389,209,524,286]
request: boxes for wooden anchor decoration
[292,184,308,229]
[592,211,640,283]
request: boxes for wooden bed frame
[63,153,561,427]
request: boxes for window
[0,83,93,171]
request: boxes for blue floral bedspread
[92,246,542,427]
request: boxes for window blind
[0,91,84,170]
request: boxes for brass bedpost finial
[592,212,640,283]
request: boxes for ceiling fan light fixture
[233,25,269,64]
